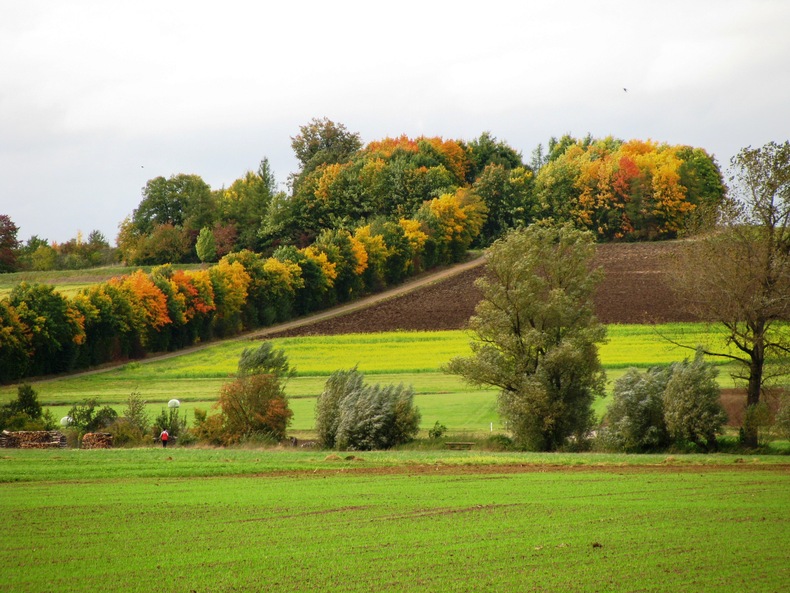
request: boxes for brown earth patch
[266,241,783,426]
[269,241,697,338]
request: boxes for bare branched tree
[670,141,790,447]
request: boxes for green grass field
[0,263,203,298]
[0,324,753,436]
[1,449,787,593]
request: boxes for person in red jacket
[159,429,169,448]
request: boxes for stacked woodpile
[81,432,113,449]
[0,430,67,449]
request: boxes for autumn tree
[445,224,606,451]
[209,342,294,443]
[0,300,30,382]
[110,271,171,350]
[416,188,487,264]
[208,259,251,336]
[312,229,367,302]
[670,141,790,448]
[272,245,335,315]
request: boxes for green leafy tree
[133,174,216,235]
[670,141,790,448]
[465,131,523,183]
[237,342,296,379]
[473,163,536,244]
[0,214,20,272]
[195,226,217,263]
[290,117,362,188]
[445,224,606,451]
[217,158,278,252]
[315,367,366,449]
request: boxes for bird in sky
[623,87,628,92]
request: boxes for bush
[604,366,672,452]
[68,398,118,436]
[485,434,515,451]
[153,407,188,442]
[774,396,790,441]
[217,374,293,443]
[108,417,147,447]
[315,367,365,449]
[428,421,447,439]
[663,350,727,452]
[316,368,421,450]
[600,349,727,453]
[0,384,49,431]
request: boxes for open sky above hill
[2,0,789,244]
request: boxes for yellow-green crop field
[0,323,765,438]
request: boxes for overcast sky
[2,0,789,245]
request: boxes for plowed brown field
[270,240,696,337]
[266,240,766,427]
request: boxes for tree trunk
[742,343,765,448]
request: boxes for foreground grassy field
[1,450,787,593]
[0,324,748,437]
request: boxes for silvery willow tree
[445,223,606,451]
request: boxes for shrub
[315,367,365,449]
[108,392,152,447]
[123,391,150,437]
[600,349,727,453]
[663,350,727,452]
[0,384,46,431]
[485,434,515,451]
[68,398,118,436]
[192,407,225,446]
[604,366,672,452]
[774,396,790,441]
[316,368,421,450]
[428,421,447,439]
[153,407,188,441]
[217,374,293,443]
